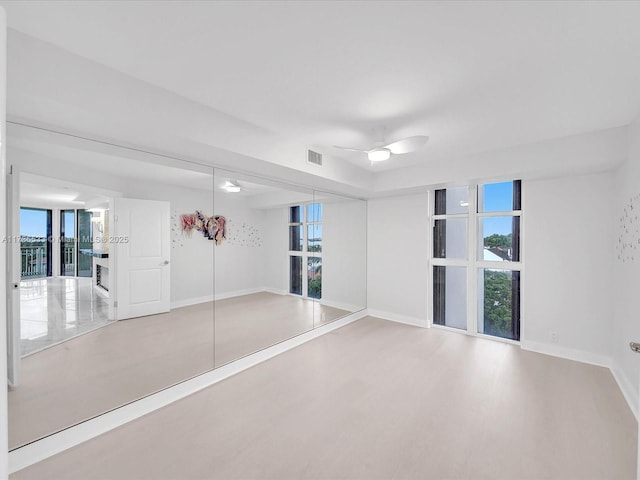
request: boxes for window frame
[288,202,323,299]
[429,181,524,344]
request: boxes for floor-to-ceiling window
[77,209,93,277]
[20,207,53,279]
[432,181,522,340]
[289,202,323,299]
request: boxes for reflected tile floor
[20,277,112,356]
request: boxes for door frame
[6,164,20,386]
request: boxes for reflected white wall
[323,200,367,310]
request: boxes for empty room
[0,1,638,479]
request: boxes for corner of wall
[610,359,639,421]
[520,339,611,369]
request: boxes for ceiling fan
[333,135,429,163]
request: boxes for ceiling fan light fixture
[223,180,241,193]
[368,148,391,162]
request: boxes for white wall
[322,200,367,311]
[262,207,288,294]
[522,172,614,365]
[367,193,429,326]
[611,116,640,417]
[213,192,266,298]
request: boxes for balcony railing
[62,239,75,276]
[21,245,47,278]
[20,241,76,278]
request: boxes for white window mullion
[301,206,308,298]
[467,184,478,335]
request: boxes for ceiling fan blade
[384,135,429,154]
[332,145,369,153]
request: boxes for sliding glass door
[61,209,76,276]
[77,209,93,277]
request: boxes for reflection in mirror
[213,169,318,366]
[312,191,367,328]
[7,123,215,449]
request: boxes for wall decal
[170,211,185,249]
[179,211,227,245]
[226,219,263,248]
[616,192,640,263]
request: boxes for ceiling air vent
[307,149,323,166]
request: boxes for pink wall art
[180,211,226,245]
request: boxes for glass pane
[433,218,467,259]
[307,203,323,222]
[478,216,519,262]
[307,257,322,300]
[61,210,75,276]
[433,266,467,330]
[312,192,367,329]
[20,208,51,278]
[289,225,303,251]
[77,209,93,277]
[479,181,514,213]
[290,205,301,223]
[434,187,469,215]
[307,223,322,253]
[478,269,520,340]
[289,256,302,295]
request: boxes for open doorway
[19,207,52,278]
[18,176,115,356]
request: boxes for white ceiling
[19,172,114,209]
[9,124,216,191]
[21,181,87,209]
[10,123,305,199]
[3,1,640,173]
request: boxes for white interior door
[6,164,20,386]
[114,198,170,320]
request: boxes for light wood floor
[9,292,348,449]
[12,317,637,480]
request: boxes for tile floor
[20,277,111,356]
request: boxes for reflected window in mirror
[289,203,323,299]
[289,206,303,251]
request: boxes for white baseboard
[320,299,363,312]
[367,308,428,328]
[520,340,640,421]
[8,310,368,474]
[214,287,265,301]
[262,287,287,296]
[170,287,287,309]
[170,295,214,309]
[610,361,639,421]
[520,340,611,368]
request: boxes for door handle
[159,260,170,266]
[630,342,640,353]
